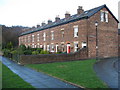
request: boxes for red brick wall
[19,48,88,65]
[87,8,118,58]
[19,8,118,58]
[19,19,87,53]
[118,34,120,57]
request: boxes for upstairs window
[74,26,78,37]
[43,32,46,41]
[100,11,108,22]
[51,31,54,40]
[25,36,27,42]
[32,35,34,42]
[28,36,30,43]
[62,31,64,38]
[61,28,64,38]
[37,34,40,42]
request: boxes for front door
[67,44,70,53]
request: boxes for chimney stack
[65,11,71,18]
[55,15,60,22]
[37,24,40,28]
[41,22,46,26]
[77,6,84,14]
[48,19,52,24]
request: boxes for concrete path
[1,56,79,88]
[94,58,119,88]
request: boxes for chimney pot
[41,22,46,26]
[48,20,52,24]
[77,6,84,14]
[65,11,71,18]
[37,24,40,28]
[55,15,60,22]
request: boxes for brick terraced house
[19,4,119,58]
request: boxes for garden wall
[19,48,88,65]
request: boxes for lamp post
[95,21,98,60]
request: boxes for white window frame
[32,43,34,48]
[82,42,87,48]
[43,44,46,51]
[100,10,108,22]
[37,43,40,48]
[47,45,50,51]
[43,32,46,41]
[61,28,64,38]
[32,35,34,42]
[74,41,79,52]
[100,11,104,22]
[37,34,40,42]
[74,25,78,37]
[28,36,30,43]
[51,31,54,40]
[40,44,43,48]
[51,44,54,52]
[105,11,108,22]
[34,44,37,48]
[25,36,27,42]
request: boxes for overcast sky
[0,0,119,27]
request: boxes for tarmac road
[94,58,119,88]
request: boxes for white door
[56,44,58,52]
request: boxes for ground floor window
[32,44,34,48]
[47,45,50,51]
[40,44,43,48]
[37,43,39,48]
[51,44,54,52]
[74,42,78,52]
[82,42,87,48]
[43,44,46,51]
[61,44,64,52]
[34,45,37,48]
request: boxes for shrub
[32,51,39,55]
[40,50,50,54]
[2,49,12,58]
[36,48,42,53]
[24,50,32,55]
[19,44,26,51]
[11,50,18,54]
[6,42,13,50]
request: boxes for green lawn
[26,59,108,88]
[2,62,35,88]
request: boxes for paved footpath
[1,56,79,88]
[94,58,119,88]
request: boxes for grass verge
[26,59,108,88]
[2,62,35,88]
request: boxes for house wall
[19,7,118,58]
[87,8,118,58]
[19,19,88,53]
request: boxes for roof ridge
[20,4,118,36]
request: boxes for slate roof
[20,4,119,36]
